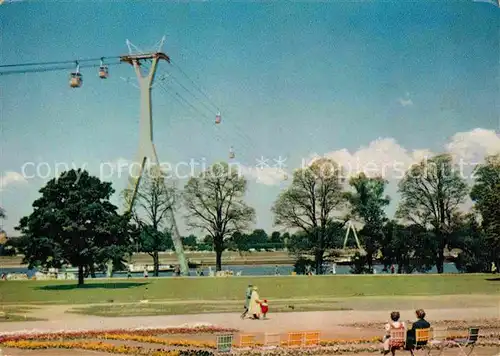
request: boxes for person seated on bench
[405,309,430,350]
[382,311,406,355]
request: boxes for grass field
[0,274,498,305]
[0,306,45,322]
[68,299,352,317]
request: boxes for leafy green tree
[16,169,133,285]
[396,154,468,273]
[470,154,500,269]
[231,231,251,253]
[453,214,491,273]
[249,229,268,249]
[184,162,255,271]
[124,168,189,276]
[137,226,174,275]
[287,222,345,273]
[345,173,390,272]
[183,234,198,250]
[387,222,435,273]
[270,231,285,249]
[272,158,346,274]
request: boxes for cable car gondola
[215,111,221,124]
[229,146,235,159]
[99,58,108,79]
[69,62,82,88]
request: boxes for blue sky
[1,1,499,237]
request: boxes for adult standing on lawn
[240,284,253,319]
[248,286,263,320]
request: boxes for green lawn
[68,299,351,317]
[0,306,45,322]
[0,274,498,305]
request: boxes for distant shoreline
[0,250,458,269]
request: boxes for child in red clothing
[260,299,269,319]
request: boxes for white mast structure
[120,37,189,276]
[343,220,366,255]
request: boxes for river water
[0,262,460,278]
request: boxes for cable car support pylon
[120,37,189,276]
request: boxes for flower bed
[1,340,178,355]
[1,326,499,356]
[0,326,236,343]
[341,318,500,331]
[99,333,216,349]
[1,340,216,356]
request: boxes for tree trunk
[315,249,324,275]
[153,251,159,277]
[90,264,96,278]
[215,248,223,272]
[366,249,374,273]
[396,257,403,273]
[436,247,445,273]
[436,237,446,273]
[78,265,84,286]
[167,209,189,276]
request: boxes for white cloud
[398,92,413,107]
[240,165,287,186]
[106,128,499,187]
[398,98,413,107]
[445,128,500,162]
[0,171,28,191]
[307,128,499,182]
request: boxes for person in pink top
[382,311,406,355]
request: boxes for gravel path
[1,306,499,336]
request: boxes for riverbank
[0,251,297,268]
[0,250,459,268]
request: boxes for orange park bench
[287,331,305,347]
[239,334,257,348]
[304,331,321,347]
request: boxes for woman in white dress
[247,286,262,319]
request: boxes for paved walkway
[1,306,499,336]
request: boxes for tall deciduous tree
[470,154,500,268]
[396,154,468,273]
[453,214,491,273]
[345,173,390,272]
[272,158,346,274]
[381,220,436,273]
[183,162,255,271]
[16,169,133,285]
[124,168,189,276]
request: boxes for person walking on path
[240,284,253,319]
[248,286,263,320]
